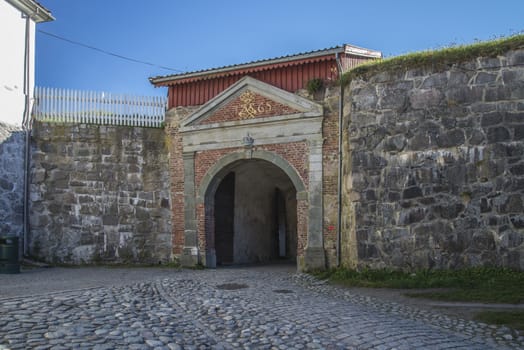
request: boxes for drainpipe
[335,53,344,267]
[22,14,32,257]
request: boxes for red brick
[197,91,300,125]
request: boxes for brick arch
[197,150,307,203]
[196,149,308,268]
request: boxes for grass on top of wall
[314,267,524,304]
[341,34,524,86]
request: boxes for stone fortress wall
[342,45,524,270]
[0,123,25,240]
[4,38,522,270]
[29,122,172,263]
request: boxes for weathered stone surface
[409,88,443,109]
[0,123,24,241]
[1,267,520,349]
[29,122,172,264]
[342,48,524,271]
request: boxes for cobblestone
[0,266,522,349]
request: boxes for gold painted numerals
[237,91,272,118]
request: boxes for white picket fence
[32,87,167,127]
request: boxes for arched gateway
[199,151,306,267]
[169,77,327,271]
[152,45,381,271]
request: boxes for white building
[0,0,53,126]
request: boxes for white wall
[0,0,36,126]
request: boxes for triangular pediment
[181,76,323,130]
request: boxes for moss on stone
[341,34,524,85]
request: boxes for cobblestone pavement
[0,265,522,349]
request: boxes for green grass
[474,311,524,332]
[314,267,524,304]
[341,34,524,85]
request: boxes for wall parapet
[342,34,524,84]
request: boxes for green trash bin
[0,236,20,274]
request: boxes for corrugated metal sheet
[341,54,371,73]
[164,50,377,108]
[151,46,345,85]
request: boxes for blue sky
[36,0,524,97]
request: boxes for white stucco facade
[0,0,52,126]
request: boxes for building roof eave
[6,0,54,23]
[149,46,350,86]
[150,44,382,87]
[344,44,382,58]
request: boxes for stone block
[102,215,119,226]
[138,192,154,201]
[78,195,93,204]
[402,186,422,199]
[382,134,407,152]
[351,86,378,110]
[499,231,524,249]
[448,71,470,86]
[480,198,492,213]
[398,207,427,225]
[408,131,437,151]
[357,242,378,259]
[481,112,504,127]
[502,69,524,84]
[444,164,466,185]
[467,129,485,145]
[437,129,465,148]
[474,72,498,85]
[409,89,443,109]
[513,125,524,140]
[135,207,150,220]
[387,191,401,201]
[445,86,483,105]
[508,49,524,66]
[433,202,465,219]
[32,169,46,183]
[498,194,523,214]
[511,215,524,229]
[510,84,524,99]
[421,72,448,88]
[180,247,200,267]
[378,89,408,110]
[303,247,326,271]
[136,221,153,233]
[352,152,386,169]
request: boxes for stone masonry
[17,41,524,271]
[29,122,172,264]
[342,48,524,270]
[0,122,25,239]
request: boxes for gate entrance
[214,172,235,264]
[177,77,327,271]
[211,159,297,266]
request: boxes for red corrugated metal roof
[150,44,381,87]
